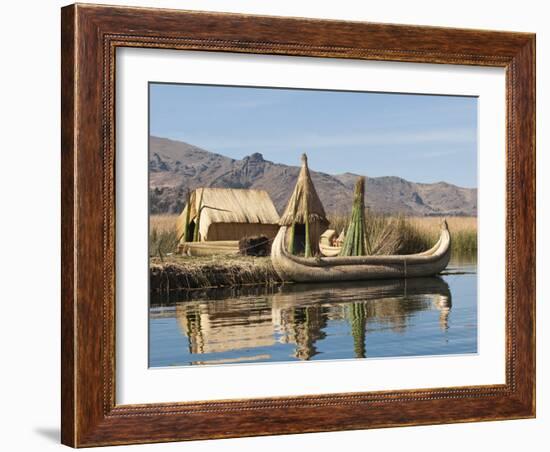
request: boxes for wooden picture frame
[61,3,535,447]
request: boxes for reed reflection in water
[149,269,476,367]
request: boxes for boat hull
[271,225,451,283]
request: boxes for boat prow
[271,222,452,283]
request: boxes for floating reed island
[150,153,476,292]
[150,255,281,294]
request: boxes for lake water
[149,261,477,367]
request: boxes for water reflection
[150,277,454,365]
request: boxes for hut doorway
[187,220,196,241]
[292,224,306,254]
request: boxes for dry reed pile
[150,255,281,293]
[149,215,179,258]
[327,214,477,257]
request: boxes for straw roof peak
[279,154,328,226]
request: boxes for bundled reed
[287,196,298,255]
[340,177,368,256]
[182,189,192,242]
[192,188,204,242]
[304,200,312,258]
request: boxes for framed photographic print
[61,3,535,447]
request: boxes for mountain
[149,136,477,217]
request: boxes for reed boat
[271,221,451,283]
[319,243,342,257]
[319,229,343,257]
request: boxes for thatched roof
[279,154,328,226]
[176,188,280,241]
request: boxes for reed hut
[176,188,280,243]
[279,154,329,256]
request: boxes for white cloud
[188,127,476,152]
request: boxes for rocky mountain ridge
[149,136,477,217]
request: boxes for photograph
[148,83,478,367]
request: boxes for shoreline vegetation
[149,214,477,294]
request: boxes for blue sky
[149,83,477,188]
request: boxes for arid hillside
[149,136,477,217]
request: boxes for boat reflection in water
[149,276,462,367]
